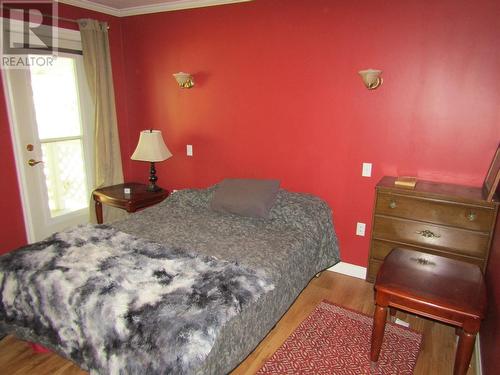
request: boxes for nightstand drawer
[376,192,494,231]
[370,239,485,268]
[372,216,489,258]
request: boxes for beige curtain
[78,19,125,223]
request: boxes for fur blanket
[0,224,274,374]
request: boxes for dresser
[366,176,499,282]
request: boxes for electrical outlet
[394,318,410,328]
[356,222,366,236]
[186,145,193,156]
[362,162,372,177]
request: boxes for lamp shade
[131,130,172,162]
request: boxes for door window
[29,55,90,217]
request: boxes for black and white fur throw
[0,224,274,374]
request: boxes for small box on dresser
[366,176,499,282]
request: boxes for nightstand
[92,183,169,224]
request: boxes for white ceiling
[59,0,252,17]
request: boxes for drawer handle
[416,229,441,239]
[466,211,477,221]
[389,200,397,209]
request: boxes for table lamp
[131,130,172,192]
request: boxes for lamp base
[147,184,162,192]
[146,161,162,192]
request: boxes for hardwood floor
[0,271,476,374]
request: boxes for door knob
[28,159,43,167]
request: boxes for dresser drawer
[372,216,490,258]
[376,192,494,232]
[370,239,485,268]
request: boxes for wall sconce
[358,69,383,90]
[173,72,194,88]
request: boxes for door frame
[1,23,89,243]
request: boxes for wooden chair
[370,248,487,375]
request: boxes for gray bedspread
[0,187,340,374]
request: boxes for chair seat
[375,248,486,319]
[371,247,487,375]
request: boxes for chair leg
[370,304,388,363]
[454,330,476,375]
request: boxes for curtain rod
[2,6,110,30]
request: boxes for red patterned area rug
[257,300,422,375]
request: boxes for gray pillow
[211,179,280,219]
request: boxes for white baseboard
[328,262,367,279]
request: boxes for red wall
[1,1,500,264]
[0,0,499,371]
[0,3,130,254]
[121,0,500,266]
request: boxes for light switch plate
[362,162,372,177]
[356,222,366,236]
[186,145,193,156]
[123,188,131,194]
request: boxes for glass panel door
[2,51,94,241]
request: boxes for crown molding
[58,0,252,17]
[58,0,121,17]
[120,0,252,16]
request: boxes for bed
[0,185,340,374]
